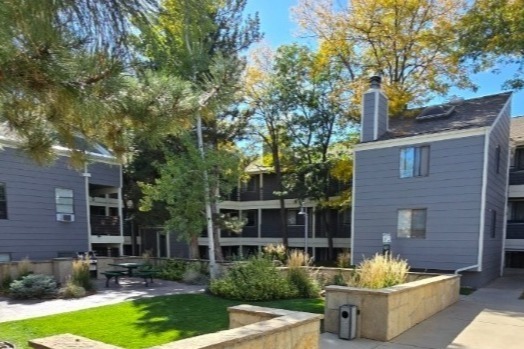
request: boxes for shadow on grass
[130,293,325,341]
[130,294,238,340]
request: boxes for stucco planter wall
[324,274,460,341]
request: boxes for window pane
[516,148,524,170]
[55,188,73,198]
[411,209,427,238]
[400,148,414,178]
[397,210,412,238]
[419,146,430,176]
[512,201,524,221]
[287,210,297,225]
[0,183,7,219]
[243,210,257,226]
[56,188,74,214]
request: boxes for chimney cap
[369,75,381,89]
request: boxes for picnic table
[108,262,142,276]
[103,263,160,287]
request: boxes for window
[0,183,7,219]
[496,145,501,174]
[490,209,497,238]
[241,176,257,192]
[515,147,524,170]
[287,209,305,226]
[242,210,257,227]
[397,209,427,238]
[509,201,524,222]
[55,188,74,214]
[400,146,429,178]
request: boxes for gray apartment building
[0,127,125,261]
[352,76,512,288]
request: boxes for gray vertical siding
[361,91,388,143]
[0,148,89,260]
[88,162,121,187]
[361,92,376,142]
[377,94,388,138]
[353,135,486,271]
[475,105,510,286]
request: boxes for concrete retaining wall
[29,305,323,349]
[324,274,460,341]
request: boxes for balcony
[506,222,524,239]
[509,169,524,185]
[90,215,120,236]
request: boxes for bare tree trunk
[321,208,334,260]
[273,146,289,247]
[189,235,200,259]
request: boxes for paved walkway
[321,272,524,349]
[0,277,205,323]
[1,274,523,349]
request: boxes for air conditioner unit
[57,213,75,222]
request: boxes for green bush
[209,256,297,301]
[71,260,94,291]
[287,268,320,298]
[158,260,189,281]
[181,262,209,285]
[58,281,87,298]
[285,250,320,298]
[9,274,58,299]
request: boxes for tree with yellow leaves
[292,0,473,116]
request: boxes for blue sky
[245,0,523,116]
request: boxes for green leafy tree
[459,0,524,89]
[139,137,243,258]
[0,0,159,164]
[249,44,354,258]
[133,0,261,264]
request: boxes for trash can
[339,304,357,340]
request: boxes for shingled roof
[379,92,512,141]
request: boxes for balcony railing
[506,222,524,239]
[90,215,120,236]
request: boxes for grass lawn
[0,294,324,349]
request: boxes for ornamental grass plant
[347,253,409,289]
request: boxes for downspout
[454,264,479,275]
[82,164,92,252]
[477,128,490,272]
[350,150,356,266]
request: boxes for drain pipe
[454,265,478,274]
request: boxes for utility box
[339,304,357,340]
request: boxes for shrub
[209,256,297,301]
[286,250,320,298]
[71,259,94,291]
[58,281,86,298]
[0,263,13,293]
[348,253,409,289]
[336,249,351,268]
[9,274,58,299]
[158,259,189,281]
[262,243,287,264]
[182,262,209,285]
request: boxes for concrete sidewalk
[321,272,524,349]
[1,273,522,348]
[0,277,206,323]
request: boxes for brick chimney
[361,76,388,142]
